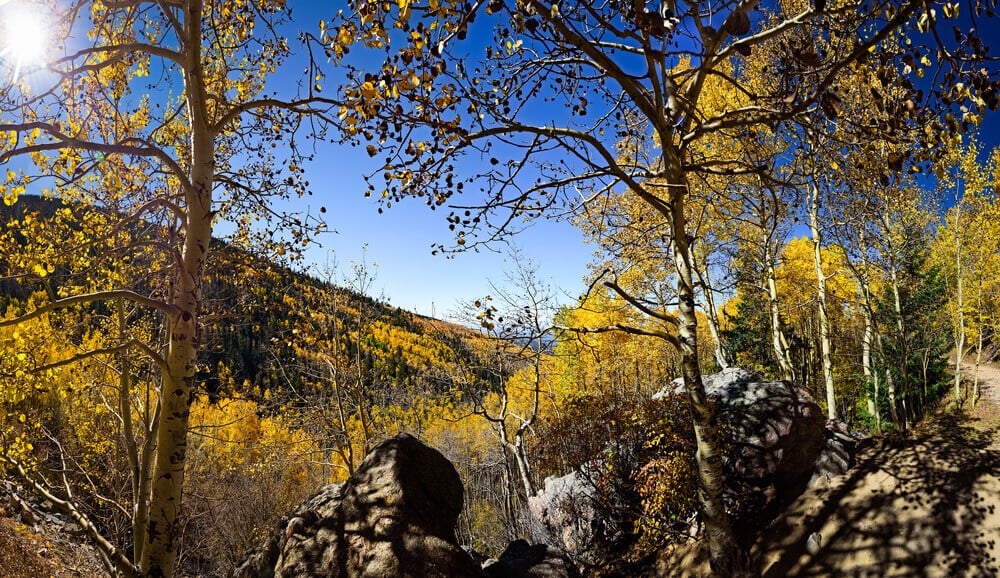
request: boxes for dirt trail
[754,363,1000,577]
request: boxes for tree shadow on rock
[754,412,1000,577]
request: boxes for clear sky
[261,3,595,318]
[294,139,593,317]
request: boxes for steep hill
[1,195,488,404]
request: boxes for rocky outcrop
[233,434,578,578]
[233,370,855,577]
[232,433,481,578]
[809,420,859,487]
[531,368,846,558]
[526,471,602,565]
[708,367,827,501]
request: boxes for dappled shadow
[754,411,1000,577]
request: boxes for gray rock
[526,471,599,564]
[232,433,481,578]
[710,368,827,498]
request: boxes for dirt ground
[754,362,1000,577]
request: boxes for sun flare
[1,3,49,80]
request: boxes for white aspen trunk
[973,283,984,407]
[809,182,837,420]
[855,230,880,431]
[691,248,733,369]
[954,199,966,406]
[507,435,535,499]
[668,167,745,576]
[888,264,908,434]
[141,4,214,574]
[765,243,795,382]
[861,285,876,422]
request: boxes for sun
[1,3,49,80]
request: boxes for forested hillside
[0,0,998,577]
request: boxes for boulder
[707,368,827,501]
[808,420,860,487]
[232,433,481,578]
[526,471,601,564]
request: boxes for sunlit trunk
[954,198,966,406]
[889,264,909,434]
[692,247,733,369]
[973,284,984,407]
[861,285,878,428]
[765,243,795,382]
[855,230,881,431]
[809,182,837,420]
[668,169,746,576]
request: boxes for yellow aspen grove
[0,2,342,576]
[324,0,995,572]
[932,139,1000,406]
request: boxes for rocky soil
[0,481,109,578]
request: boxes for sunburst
[0,2,49,82]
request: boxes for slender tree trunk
[973,294,984,407]
[889,264,909,435]
[885,365,900,429]
[854,230,881,431]
[116,300,143,561]
[669,174,745,576]
[765,243,795,382]
[141,6,213,573]
[504,436,536,499]
[860,282,878,429]
[954,199,966,406]
[692,248,733,369]
[809,182,837,420]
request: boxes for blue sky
[260,3,594,317]
[293,146,592,317]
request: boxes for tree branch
[0,290,178,329]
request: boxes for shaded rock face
[483,539,582,578]
[708,368,827,499]
[706,368,827,542]
[809,420,859,487]
[232,433,481,578]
